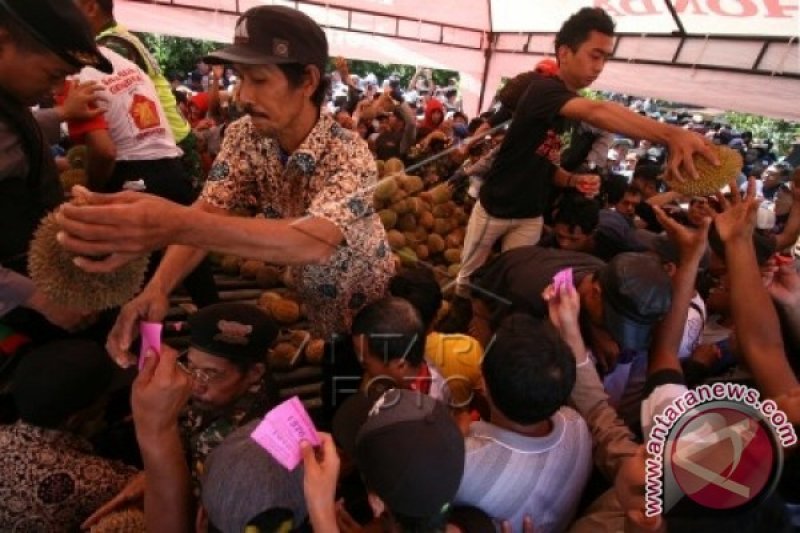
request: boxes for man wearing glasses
[87,302,281,524]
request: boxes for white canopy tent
[115,0,800,120]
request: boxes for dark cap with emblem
[204,5,328,72]
[0,0,112,74]
[188,303,279,364]
[597,252,672,351]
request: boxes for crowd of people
[0,0,799,532]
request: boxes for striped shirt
[454,408,592,532]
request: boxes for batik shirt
[0,421,136,531]
[201,114,394,338]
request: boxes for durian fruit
[433,219,452,236]
[220,256,243,275]
[396,213,417,232]
[287,329,310,348]
[390,199,410,215]
[419,211,435,230]
[427,234,445,254]
[60,169,87,190]
[665,145,743,196]
[387,230,406,249]
[264,298,301,325]
[269,342,299,369]
[415,244,430,260]
[384,158,405,176]
[239,259,264,279]
[443,248,462,264]
[257,291,282,309]
[66,145,88,169]
[429,183,453,204]
[305,338,325,365]
[447,263,461,277]
[255,265,281,289]
[28,211,149,311]
[376,160,386,178]
[378,209,397,230]
[399,174,424,195]
[89,507,145,533]
[374,177,399,201]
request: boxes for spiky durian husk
[89,507,145,533]
[666,145,744,196]
[28,212,150,311]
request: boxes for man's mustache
[242,104,268,118]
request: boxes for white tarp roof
[116,0,800,120]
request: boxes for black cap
[0,0,112,74]
[12,339,131,428]
[332,389,465,518]
[188,303,279,364]
[205,6,328,72]
[597,252,672,351]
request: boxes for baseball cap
[332,389,465,518]
[204,5,328,72]
[12,339,132,428]
[0,0,112,74]
[188,303,279,364]
[201,419,307,532]
[596,252,672,351]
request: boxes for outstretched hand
[712,177,761,243]
[664,128,719,182]
[653,204,710,264]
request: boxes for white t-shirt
[73,47,181,161]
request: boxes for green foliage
[134,32,222,78]
[133,32,460,89]
[338,59,458,88]
[722,111,800,155]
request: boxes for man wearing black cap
[88,302,282,526]
[57,5,394,366]
[0,0,114,335]
[332,388,465,530]
[473,247,672,373]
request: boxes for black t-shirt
[374,130,404,161]
[472,245,605,326]
[480,75,577,219]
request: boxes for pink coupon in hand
[251,396,320,470]
[553,268,574,292]
[139,321,163,370]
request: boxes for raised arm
[560,97,717,182]
[715,178,798,397]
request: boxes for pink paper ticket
[251,396,320,470]
[139,321,163,370]
[553,267,574,292]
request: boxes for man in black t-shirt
[472,247,671,373]
[448,7,717,331]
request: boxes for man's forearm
[0,267,36,317]
[147,244,208,296]
[775,200,800,251]
[649,255,702,375]
[138,429,192,533]
[565,100,672,146]
[726,238,798,396]
[177,210,342,266]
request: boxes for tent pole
[662,0,686,35]
[476,32,495,113]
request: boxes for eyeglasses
[177,351,228,385]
